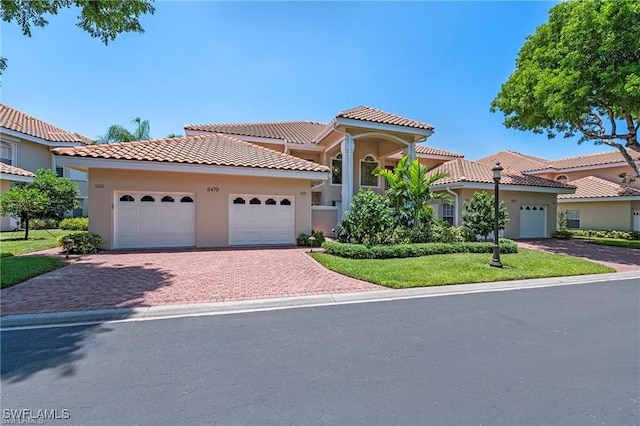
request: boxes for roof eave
[0,172,34,182]
[335,117,434,137]
[1,128,88,147]
[431,182,575,194]
[558,195,640,202]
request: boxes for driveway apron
[1,248,381,316]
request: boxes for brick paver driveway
[1,248,381,316]
[518,239,640,272]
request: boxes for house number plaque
[206,187,220,192]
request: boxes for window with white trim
[442,203,455,225]
[555,175,568,184]
[566,210,580,229]
[0,142,15,165]
[360,154,379,187]
[331,153,342,185]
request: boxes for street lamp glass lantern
[492,162,503,181]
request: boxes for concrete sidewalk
[2,271,638,328]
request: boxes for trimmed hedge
[58,232,103,254]
[322,239,518,259]
[59,217,89,231]
[568,229,640,240]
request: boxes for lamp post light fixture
[62,237,74,259]
[490,162,504,268]
[308,236,316,253]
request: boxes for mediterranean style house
[477,150,640,232]
[52,106,577,249]
[0,104,91,231]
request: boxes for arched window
[249,198,261,205]
[280,199,291,206]
[265,198,276,205]
[232,197,245,204]
[141,195,155,202]
[161,196,175,203]
[181,196,194,203]
[360,154,379,187]
[331,153,342,185]
[555,175,568,184]
[119,195,134,202]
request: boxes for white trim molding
[0,173,34,183]
[0,128,86,147]
[335,117,434,138]
[432,182,576,194]
[558,196,640,203]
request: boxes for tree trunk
[24,216,29,240]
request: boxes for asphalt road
[2,278,638,425]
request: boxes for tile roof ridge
[549,149,622,162]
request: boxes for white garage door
[229,195,295,245]
[634,210,640,231]
[520,205,547,238]
[115,192,196,249]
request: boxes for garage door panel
[520,205,546,238]
[229,195,295,246]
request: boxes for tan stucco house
[52,106,578,249]
[477,150,640,232]
[0,104,92,231]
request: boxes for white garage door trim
[114,191,196,249]
[229,194,295,246]
[519,205,547,238]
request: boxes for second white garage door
[519,205,547,238]
[115,191,196,249]
[229,195,295,245]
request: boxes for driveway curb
[2,272,638,329]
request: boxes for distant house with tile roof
[477,150,640,232]
[0,104,91,231]
[52,105,581,248]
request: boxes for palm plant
[376,155,451,228]
[97,117,150,143]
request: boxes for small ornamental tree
[336,190,395,245]
[462,191,509,241]
[0,187,48,240]
[27,169,79,218]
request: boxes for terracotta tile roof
[336,106,434,130]
[415,144,464,158]
[542,150,638,171]
[476,150,550,172]
[0,104,92,144]
[184,121,326,144]
[51,135,330,173]
[0,163,35,178]
[430,158,573,189]
[558,176,640,199]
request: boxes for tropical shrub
[28,217,60,230]
[59,217,89,231]
[322,239,518,259]
[461,191,509,241]
[568,229,640,240]
[553,229,573,239]
[296,230,325,247]
[58,232,103,254]
[336,190,396,245]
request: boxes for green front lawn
[1,229,70,257]
[311,248,614,289]
[1,256,67,288]
[573,236,640,249]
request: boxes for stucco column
[407,143,416,162]
[341,134,354,220]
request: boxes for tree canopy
[0,0,155,73]
[491,0,640,176]
[97,117,151,143]
[461,191,509,242]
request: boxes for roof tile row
[0,104,92,144]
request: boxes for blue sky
[1,1,611,160]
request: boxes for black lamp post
[490,162,504,268]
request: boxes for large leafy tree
[28,169,79,218]
[461,191,509,242]
[97,117,151,143]
[376,155,451,228]
[0,0,155,74]
[491,0,640,177]
[0,187,49,240]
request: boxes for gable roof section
[558,176,640,199]
[0,162,35,178]
[51,134,330,173]
[0,104,92,144]
[430,158,573,189]
[476,150,550,172]
[415,144,464,158]
[336,106,434,130]
[541,150,636,171]
[184,121,327,144]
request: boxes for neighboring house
[0,104,92,231]
[477,150,640,232]
[53,105,576,249]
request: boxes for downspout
[283,139,289,154]
[446,187,459,226]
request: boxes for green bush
[568,229,640,240]
[296,230,325,247]
[27,217,60,230]
[553,229,573,239]
[58,232,104,254]
[59,217,89,231]
[322,239,518,259]
[337,190,396,245]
